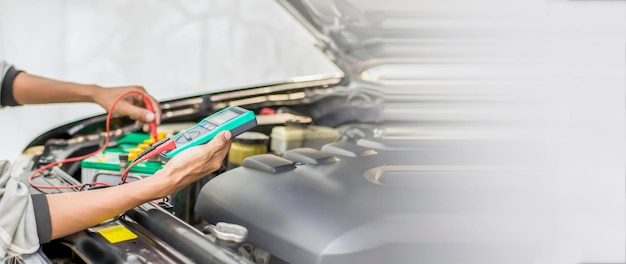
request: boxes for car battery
[81,132,168,185]
[270,125,339,155]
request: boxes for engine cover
[195,138,545,264]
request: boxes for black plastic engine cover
[195,139,545,264]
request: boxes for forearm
[41,132,230,240]
[45,175,174,240]
[12,72,100,105]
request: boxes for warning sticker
[97,224,138,243]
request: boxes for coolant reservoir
[227,132,269,169]
[270,125,340,155]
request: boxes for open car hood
[277,0,422,78]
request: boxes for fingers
[129,93,145,107]
[101,86,160,125]
[200,131,232,171]
[116,101,155,123]
[177,131,231,162]
[155,131,233,191]
[201,131,232,154]
[132,86,161,125]
[148,95,162,125]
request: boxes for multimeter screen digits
[209,110,239,125]
[162,106,257,159]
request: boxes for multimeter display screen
[209,110,239,125]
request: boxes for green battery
[81,132,164,184]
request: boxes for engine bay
[10,74,539,264]
[13,78,406,263]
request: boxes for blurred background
[0,0,338,158]
[0,0,624,263]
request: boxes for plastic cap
[157,131,168,141]
[129,148,142,155]
[137,143,150,150]
[212,222,248,243]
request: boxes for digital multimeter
[161,106,257,159]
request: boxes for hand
[92,86,161,131]
[155,131,232,195]
[44,131,232,240]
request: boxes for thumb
[202,131,232,151]
[116,102,155,123]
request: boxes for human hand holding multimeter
[120,106,256,183]
[161,105,257,159]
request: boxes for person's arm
[41,131,231,240]
[12,72,161,124]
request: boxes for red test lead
[29,90,159,190]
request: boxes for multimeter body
[161,106,257,159]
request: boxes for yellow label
[97,225,137,243]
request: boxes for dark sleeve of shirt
[0,60,24,107]
[30,194,52,243]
